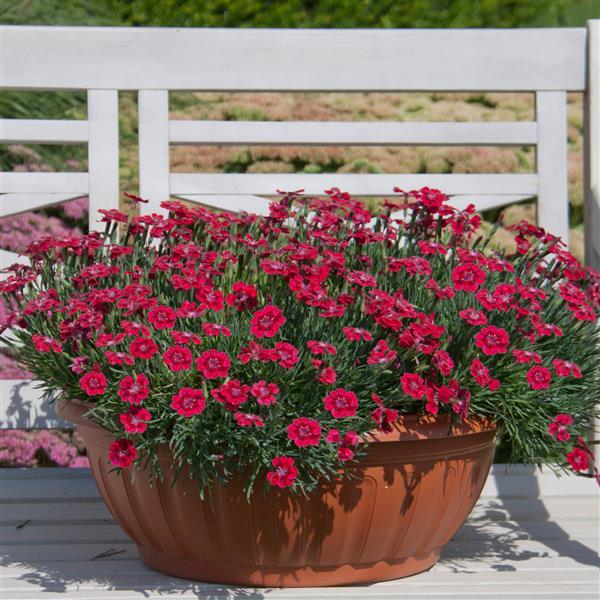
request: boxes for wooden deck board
[1,466,598,599]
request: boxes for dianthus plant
[1,188,599,495]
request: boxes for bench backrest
[1,23,599,430]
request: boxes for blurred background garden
[1,0,599,466]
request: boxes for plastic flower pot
[57,398,496,587]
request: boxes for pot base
[57,398,496,587]
[138,545,441,587]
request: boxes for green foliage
[2,0,598,28]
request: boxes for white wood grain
[0,248,27,270]
[0,172,88,194]
[0,380,69,430]
[0,26,586,91]
[169,121,537,146]
[0,193,83,217]
[138,90,170,217]
[0,119,88,144]
[170,173,538,197]
[583,21,600,471]
[173,193,272,214]
[536,91,570,244]
[87,90,120,231]
[584,20,600,271]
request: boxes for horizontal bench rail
[1,26,587,91]
[0,119,89,145]
[170,173,538,197]
[169,120,538,146]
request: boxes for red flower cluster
[4,186,599,492]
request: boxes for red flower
[109,438,137,467]
[474,326,510,355]
[371,396,399,432]
[553,359,582,378]
[120,406,152,433]
[250,380,279,405]
[129,337,158,359]
[347,270,377,287]
[469,358,500,390]
[275,342,299,368]
[202,322,232,337]
[32,334,62,353]
[80,371,107,396]
[148,305,177,330]
[433,349,454,376]
[513,349,542,364]
[287,417,322,447]
[401,373,426,399]
[234,412,264,427]
[171,388,206,417]
[324,388,359,418]
[196,287,224,312]
[548,414,573,442]
[118,374,150,404]
[526,366,552,390]
[250,304,286,338]
[171,331,202,345]
[307,340,337,355]
[342,327,373,341]
[451,263,486,293]
[196,349,230,379]
[266,456,298,488]
[211,379,249,410]
[226,282,258,311]
[367,340,397,365]
[318,366,337,385]
[566,447,589,472]
[105,351,134,366]
[458,308,487,326]
[163,345,193,371]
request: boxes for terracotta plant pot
[57,398,496,587]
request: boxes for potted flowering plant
[1,188,598,587]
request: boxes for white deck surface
[1,465,598,599]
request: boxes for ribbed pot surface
[57,399,496,586]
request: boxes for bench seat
[1,464,598,600]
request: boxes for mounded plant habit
[1,188,599,494]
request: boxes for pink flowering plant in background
[1,188,599,494]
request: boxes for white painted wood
[536,91,570,244]
[0,119,88,144]
[583,20,600,471]
[0,380,68,430]
[87,90,120,231]
[169,121,538,146]
[0,26,586,91]
[171,173,538,197]
[585,20,600,272]
[0,172,88,194]
[138,90,170,217]
[174,193,272,214]
[0,193,83,217]
[0,248,27,270]
[0,466,597,599]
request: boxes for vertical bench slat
[138,90,170,217]
[87,90,120,231]
[536,91,569,245]
[584,20,600,468]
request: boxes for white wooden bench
[1,23,599,599]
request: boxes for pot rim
[56,396,497,446]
